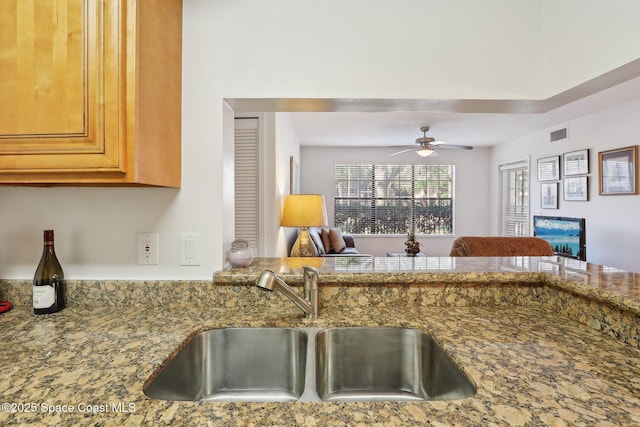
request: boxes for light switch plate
[180,233,201,266]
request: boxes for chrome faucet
[255,266,319,319]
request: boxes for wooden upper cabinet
[0,0,182,187]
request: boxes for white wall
[491,97,640,273]
[211,0,545,99]
[542,0,640,96]
[274,113,302,256]
[300,146,492,257]
[1,0,639,279]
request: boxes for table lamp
[281,194,328,257]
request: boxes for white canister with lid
[228,240,254,267]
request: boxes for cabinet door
[0,0,125,174]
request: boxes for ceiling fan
[390,126,473,157]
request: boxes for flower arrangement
[404,232,421,256]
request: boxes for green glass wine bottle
[33,230,65,314]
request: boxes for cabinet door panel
[0,0,124,172]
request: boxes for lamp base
[290,227,318,257]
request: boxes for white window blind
[334,164,454,235]
[234,118,259,252]
[500,161,529,236]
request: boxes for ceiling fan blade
[389,147,417,156]
[436,143,474,150]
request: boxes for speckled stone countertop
[0,256,639,426]
[214,256,640,315]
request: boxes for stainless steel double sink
[143,327,476,403]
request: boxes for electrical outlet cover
[137,232,159,265]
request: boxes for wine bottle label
[33,285,56,309]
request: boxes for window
[500,162,529,236]
[334,164,454,235]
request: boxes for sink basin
[143,328,308,402]
[315,327,476,401]
[144,327,475,402]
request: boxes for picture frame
[598,145,638,195]
[540,182,559,209]
[563,149,589,176]
[537,156,560,181]
[564,176,588,201]
[289,156,299,194]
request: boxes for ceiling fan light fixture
[389,125,473,157]
[416,147,434,157]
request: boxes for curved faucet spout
[255,270,279,291]
[255,268,318,319]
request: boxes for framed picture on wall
[537,156,560,181]
[598,145,638,195]
[564,176,588,201]
[289,156,299,194]
[563,149,589,176]
[540,182,559,209]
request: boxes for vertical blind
[334,164,454,235]
[234,118,259,252]
[500,161,529,236]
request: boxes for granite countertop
[215,256,640,315]
[0,256,639,425]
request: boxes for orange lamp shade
[280,194,328,227]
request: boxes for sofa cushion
[328,228,347,253]
[306,227,363,256]
[320,227,332,253]
[342,234,356,248]
[449,236,554,256]
[307,227,326,256]
[337,247,360,255]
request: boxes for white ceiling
[289,110,547,148]
[286,72,640,149]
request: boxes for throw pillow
[307,227,326,256]
[320,227,332,253]
[328,228,347,253]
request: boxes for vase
[405,244,420,256]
